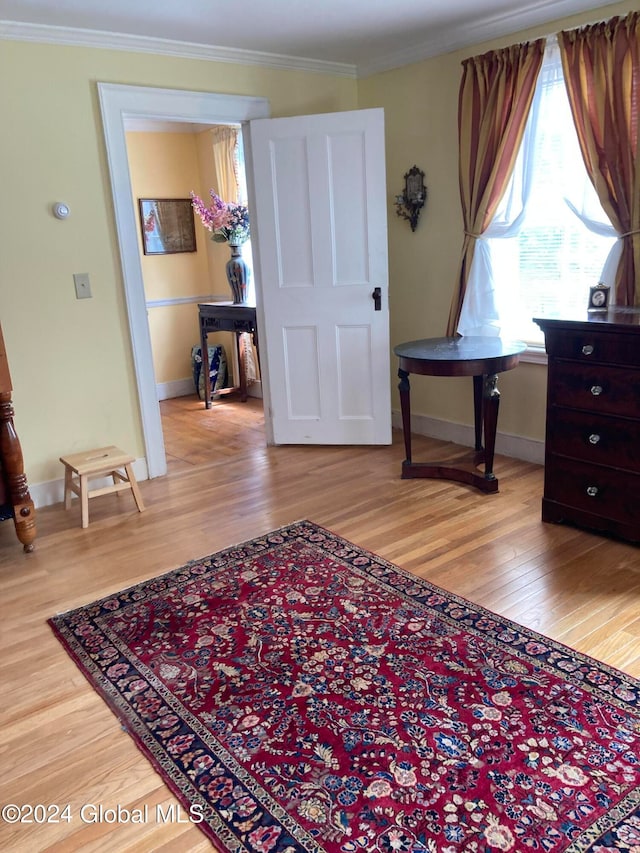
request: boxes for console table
[198,303,260,409]
[394,336,526,493]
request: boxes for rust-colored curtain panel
[559,13,640,306]
[447,40,545,335]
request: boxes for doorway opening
[122,116,265,474]
[98,83,272,479]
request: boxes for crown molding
[356,0,622,76]
[1,0,623,80]
[0,20,357,78]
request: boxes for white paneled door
[248,108,391,445]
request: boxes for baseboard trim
[31,408,539,509]
[247,380,263,399]
[157,379,262,401]
[391,409,544,466]
[156,378,195,400]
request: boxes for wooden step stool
[60,446,145,529]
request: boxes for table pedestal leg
[398,368,412,464]
[236,332,248,402]
[252,327,261,376]
[473,374,483,452]
[482,373,500,481]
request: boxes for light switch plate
[73,273,92,299]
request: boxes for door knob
[372,287,382,311]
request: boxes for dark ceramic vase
[226,244,248,304]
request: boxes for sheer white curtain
[564,195,620,291]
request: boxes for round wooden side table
[394,336,526,493]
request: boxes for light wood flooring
[1,393,638,852]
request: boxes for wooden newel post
[0,325,36,552]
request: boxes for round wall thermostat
[52,202,70,219]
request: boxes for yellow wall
[0,0,634,494]
[127,127,246,391]
[0,42,357,488]
[126,130,211,384]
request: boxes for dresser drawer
[544,455,640,527]
[549,361,640,418]
[546,408,640,472]
[544,329,640,367]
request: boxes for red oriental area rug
[49,521,639,852]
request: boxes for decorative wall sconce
[395,165,427,232]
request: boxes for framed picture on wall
[138,198,196,255]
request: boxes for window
[236,130,255,304]
[471,43,617,346]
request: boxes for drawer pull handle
[588,433,601,445]
[586,485,599,497]
[582,344,594,356]
[590,385,603,396]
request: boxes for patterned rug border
[48,519,640,852]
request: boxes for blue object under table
[191,344,228,401]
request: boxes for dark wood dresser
[535,309,640,543]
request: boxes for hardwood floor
[1,393,638,852]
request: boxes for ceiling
[0,0,622,76]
